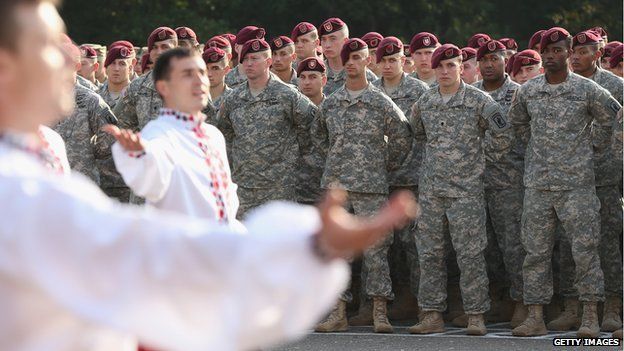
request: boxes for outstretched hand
[102,124,145,152]
[315,189,419,260]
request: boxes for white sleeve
[111,138,173,203]
[0,172,348,351]
[39,125,71,175]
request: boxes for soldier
[409,32,441,86]
[600,41,622,72]
[221,33,238,68]
[407,44,512,336]
[77,45,100,91]
[318,17,377,96]
[609,44,623,77]
[403,46,416,74]
[140,51,152,75]
[297,57,327,105]
[175,26,200,53]
[206,35,233,61]
[473,40,526,327]
[509,27,621,338]
[292,22,320,64]
[216,39,318,218]
[362,32,384,78]
[499,38,518,59]
[461,47,480,84]
[528,30,545,52]
[54,39,117,186]
[202,47,231,124]
[372,36,428,321]
[550,30,624,333]
[467,33,491,49]
[512,49,543,85]
[224,26,265,88]
[314,38,413,334]
[270,36,298,85]
[99,45,136,109]
[113,26,178,131]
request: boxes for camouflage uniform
[509,72,621,304]
[558,69,624,298]
[224,67,247,88]
[53,83,117,185]
[323,61,378,96]
[216,75,318,218]
[373,73,428,296]
[76,74,99,92]
[410,82,512,314]
[203,85,232,126]
[97,82,125,110]
[316,83,413,301]
[112,70,162,131]
[473,75,525,302]
[409,72,436,87]
[297,95,326,205]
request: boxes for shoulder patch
[490,112,508,129]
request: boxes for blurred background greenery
[61,0,623,48]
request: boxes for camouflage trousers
[237,186,297,220]
[522,187,604,304]
[389,186,420,297]
[558,185,623,297]
[339,191,394,302]
[415,193,490,314]
[102,187,131,203]
[485,188,525,302]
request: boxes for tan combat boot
[408,311,445,334]
[372,297,394,333]
[466,314,487,336]
[510,302,529,328]
[315,300,348,332]
[601,296,623,332]
[613,329,623,339]
[512,304,548,336]
[577,302,600,338]
[348,299,373,326]
[547,298,580,331]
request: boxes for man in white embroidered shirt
[106,48,239,222]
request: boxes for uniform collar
[433,81,467,107]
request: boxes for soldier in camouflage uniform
[472,40,526,326]
[408,32,441,86]
[318,18,377,96]
[270,36,298,85]
[216,39,318,218]
[407,44,513,336]
[78,45,102,88]
[314,38,413,334]
[509,27,621,338]
[371,36,428,322]
[361,32,384,78]
[224,26,265,88]
[292,22,320,66]
[201,47,232,125]
[550,30,624,332]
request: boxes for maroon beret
[499,38,518,51]
[206,36,231,50]
[236,26,266,45]
[340,38,368,65]
[476,40,506,61]
[512,49,541,76]
[104,45,135,67]
[79,45,98,59]
[572,30,601,48]
[590,26,608,39]
[375,36,403,63]
[297,57,326,76]
[540,27,571,53]
[147,27,177,50]
[506,53,517,74]
[604,41,623,57]
[409,32,439,53]
[140,52,151,73]
[461,47,477,61]
[609,44,623,69]
[362,32,384,49]
[319,17,346,37]
[431,44,461,69]
[291,22,317,41]
[270,35,294,52]
[202,47,227,64]
[175,27,198,42]
[467,33,491,48]
[528,30,545,50]
[239,39,270,63]
[221,33,236,46]
[109,40,134,51]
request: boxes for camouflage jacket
[509,72,621,190]
[589,67,623,105]
[112,70,162,131]
[373,73,428,186]
[216,75,318,190]
[316,83,413,194]
[224,66,247,88]
[53,83,118,184]
[408,71,436,86]
[97,82,128,110]
[76,75,99,92]
[323,60,378,96]
[410,82,512,197]
[203,85,233,126]
[474,75,524,189]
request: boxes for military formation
[62,18,623,340]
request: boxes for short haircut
[153,47,196,83]
[0,0,59,51]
